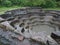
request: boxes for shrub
[56,1,60,7]
[10,0,21,5]
[32,0,45,7]
[2,0,12,7]
[0,0,59,8]
[44,0,57,8]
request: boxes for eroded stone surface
[0,7,60,45]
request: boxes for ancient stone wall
[0,7,60,32]
[0,7,60,45]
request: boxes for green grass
[0,6,22,14]
[44,8,60,10]
[0,6,60,15]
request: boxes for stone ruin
[0,7,60,45]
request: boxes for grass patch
[0,6,22,14]
[44,8,60,10]
[0,6,60,14]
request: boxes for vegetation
[0,6,21,14]
[0,0,60,14]
[0,0,60,8]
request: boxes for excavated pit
[0,7,60,45]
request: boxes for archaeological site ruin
[0,7,60,45]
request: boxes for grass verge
[0,7,60,14]
[44,8,60,10]
[0,6,21,14]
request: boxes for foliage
[45,0,57,8]
[0,0,12,7]
[0,0,60,8]
[56,1,60,7]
